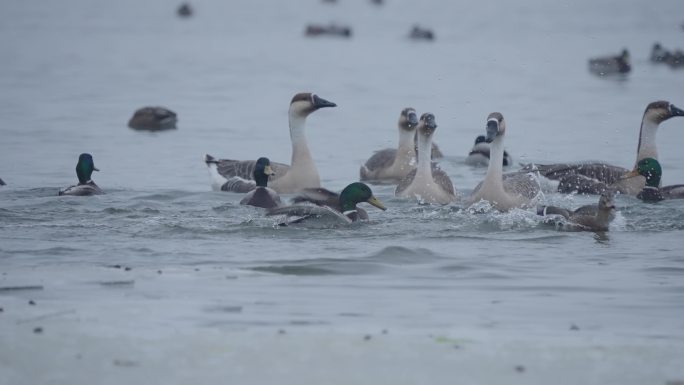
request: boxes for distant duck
[465,135,513,167]
[177,2,192,18]
[305,24,352,38]
[650,42,670,63]
[395,113,457,204]
[528,101,684,195]
[360,108,419,183]
[239,157,282,209]
[267,182,386,225]
[128,106,177,131]
[58,153,103,196]
[588,48,631,76]
[0,178,5,186]
[467,113,540,211]
[205,92,336,194]
[409,25,435,41]
[633,158,684,202]
[537,193,616,232]
[666,50,684,69]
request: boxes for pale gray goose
[205,92,336,194]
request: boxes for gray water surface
[1,0,684,383]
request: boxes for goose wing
[529,162,629,194]
[205,154,290,181]
[432,167,456,197]
[502,172,540,200]
[395,168,417,196]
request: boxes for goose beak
[485,119,498,142]
[366,196,387,211]
[264,165,275,176]
[671,104,684,117]
[408,112,419,127]
[313,95,337,109]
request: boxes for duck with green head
[267,182,386,225]
[635,157,684,202]
[59,153,103,196]
[240,157,282,209]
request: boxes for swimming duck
[239,157,282,209]
[632,158,684,202]
[360,108,419,183]
[650,43,670,63]
[465,135,513,167]
[205,92,336,194]
[395,113,457,204]
[58,153,103,196]
[529,101,684,195]
[666,50,684,69]
[467,113,540,211]
[537,193,616,232]
[267,182,386,225]
[177,2,192,17]
[128,106,177,131]
[305,24,352,38]
[409,25,435,41]
[588,48,631,76]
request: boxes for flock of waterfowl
[588,42,684,76]
[4,92,679,231]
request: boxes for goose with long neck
[530,101,684,195]
[240,157,282,208]
[205,92,336,194]
[360,107,419,183]
[59,153,104,196]
[468,113,540,211]
[395,113,457,204]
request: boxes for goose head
[399,108,419,131]
[289,92,337,117]
[339,182,387,213]
[643,101,684,124]
[485,112,505,142]
[253,157,275,187]
[417,113,437,138]
[76,153,99,184]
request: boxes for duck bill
[367,196,387,211]
[671,104,684,117]
[264,165,275,176]
[313,95,337,109]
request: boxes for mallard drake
[58,153,103,196]
[239,157,282,209]
[267,182,386,225]
[529,101,684,195]
[467,113,540,211]
[395,113,457,204]
[537,193,616,232]
[633,158,684,202]
[205,92,336,194]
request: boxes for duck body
[468,113,540,211]
[267,182,386,225]
[305,24,352,38]
[634,158,684,202]
[588,49,631,76]
[128,107,177,131]
[205,93,336,194]
[239,157,281,209]
[529,101,684,195]
[59,153,103,196]
[537,193,616,232]
[360,108,419,183]
[465,135,513,167]
[395,113,456,205]
[409,25,435,41]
